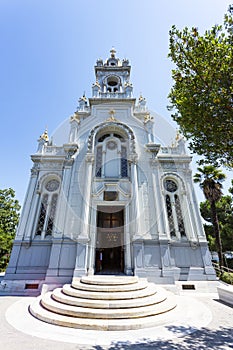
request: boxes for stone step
[52,287,167,309]
[80,275,139,286]
[72,278,148,293]
[30,295,177,330]
[62,282,157,300]
[40,291,174,319]
[29,276,177,330]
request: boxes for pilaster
[73,238,89,277]
[79,154,94,238]
[16,171,38,239]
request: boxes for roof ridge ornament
[110,47,116,58]
[39,128,49,142]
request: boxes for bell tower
[92,48,133,98]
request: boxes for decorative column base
[124,267,134,276]
[73,238,89,278]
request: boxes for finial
[175,129,181,141]
[139,94,144,101]
[80,92,87,101]
[110,47,116,58]
[39,128,49,142]
[144,113,153,124]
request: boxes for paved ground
[0,291,233,350]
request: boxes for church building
[3,49,215,294]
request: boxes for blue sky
[0,0,232,204]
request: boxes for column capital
[128,154,138,164]
[85,153,94,163]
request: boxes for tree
[0,188,20,271]
[168,7,233,167]
[193,165,226,267]
[200,195,233,254]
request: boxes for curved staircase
[30,275,177,331]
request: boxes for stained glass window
[35,178,60,239]
[165,194,176,237]
[121,146,128,177]
[175,194,186,237]
[46,194,58,236]
[35,194,48,236]
[96,146,102,177]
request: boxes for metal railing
[212,262,233,284]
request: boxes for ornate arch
[87,121,136,155]
[160,172,186,195]
[37,173,61,193]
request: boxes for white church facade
[4,49,215,293]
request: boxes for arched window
[165,194,175,238]
[164,179,186,239]
[35,179,60,239]
[96,146,103,177]
[121,146,128,177]
[95,133,128,178]
[106,76,120,93]
[36,194,48,236]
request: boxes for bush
[220,272,233,285]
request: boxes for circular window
[107,141,117,150]
[164,179,177,193]
[45,180,60,192]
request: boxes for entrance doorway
[95,207,124,274]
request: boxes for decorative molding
[39,163,63,170]
[87,121,136,154]
[145,143,160,158]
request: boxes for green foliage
[168,8,233,167]
[220,272,233,285]
[0,188,20,271]
[194,165,226,202]
[200,195,233,252]
[194,165,226,267]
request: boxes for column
[131,159,141,239]
[124,204,133,275]
[87,206,97,275]
[73,154,93,277]
[152,163,168,238]
[6,171,39,275]
[79,154,93,238]
[16,171,38,239]
[46,165,73,280]
[152,163,173,277]
[182,193,196,241]
[54,166,73,238]
[102,150,106,178]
